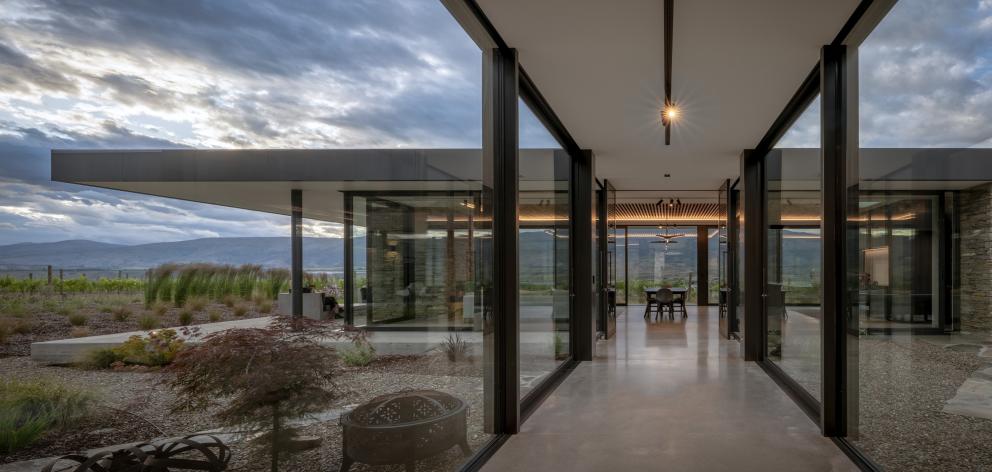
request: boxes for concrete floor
[482,305,857,472]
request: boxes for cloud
[0,0,484,149]
[858,0,992,148]
[95,73,179,110]
[0,39,78,94]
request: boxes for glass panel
[617,228,628,305]
[519,99,570,398]
[735,187,746,338]
[708,227,720,304]
[602,181,618,338]
[847,0,992,468]
[0,1,496,470]
[625,226,698,305]
[765,96,822,400]
[358,194,478,329]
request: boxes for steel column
[291,189,303,318]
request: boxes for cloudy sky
[0,0,990,246]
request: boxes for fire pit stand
[339,390,471,472]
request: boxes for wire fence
[0,266,147,283]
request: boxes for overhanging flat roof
[52,148,563,223]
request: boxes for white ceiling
[476,0,861,190]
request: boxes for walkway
[482,306,857,472]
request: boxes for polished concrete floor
[482,306,857,472]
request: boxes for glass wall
[625,226,699,305]
[845,0,992,469]
[350,193,479,330]
[616,228,628,305]
[519,100,571,398]
[708,227,721,304]
[765,97,822,400]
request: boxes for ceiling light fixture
[662,0,675,145]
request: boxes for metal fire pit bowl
[339,389,471,472]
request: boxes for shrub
[55,305,71,316]
[261,269,288,301]
[113,329,184,366]
[0,379,94,453]
[151,301,170,317]
[0,321,10,343]
[178,309,194,326]
[67,313,87,327]
[1,299,27,318]
[232,304,248,317]
[188,296,207,312]
[40,299,59,313]
[70,326,90,338]
[222,294,237,308]
[207,309,222,323]
[439,333,469,362]
[257,301,273,314]
[11,319,33,335]
[98,305,113,314]
[82,347,119,369]
[0,317,32,337]
[111,305,132,322]
[168,317,356,470]
[554,333,566,360]
[339,340,376,367]
[138,314,159,330]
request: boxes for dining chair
[643,290,658,319]
[656,288,675,320]
[674,290,687,318]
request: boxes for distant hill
[0,237,362,270]
[0,232,591,276]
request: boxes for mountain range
[0,237,358,270]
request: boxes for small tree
[168,316,356,472]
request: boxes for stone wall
[958,183,992,333]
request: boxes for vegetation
[141,263,325,308]
[70,327,90,338]
[82,347,120,369]
[187,296,208,311]
[1,318,34,336]
[339,338,376,367]
[0,379,95,454]
[0,275,142,295]
[67,313,87,326]
[84,329,185,369]
[439,333,469,362]
[178,309,194,326]
[208,308,222,322]
[168,317,357,472]
[111,305,132,322]
[554,333,566,360]
[138,314,159,330]
[233,303,248,317]
[150,301,169,317]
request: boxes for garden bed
[0,351,488,471]
[0,293,272,357]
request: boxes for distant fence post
[47,265,53,285]
[28,273,32,280]
[59,269,64,297]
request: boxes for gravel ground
[1,352,490,472]
[853,336,992,471]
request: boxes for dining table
[643,287,688,316]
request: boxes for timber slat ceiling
[611,202,724,224]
